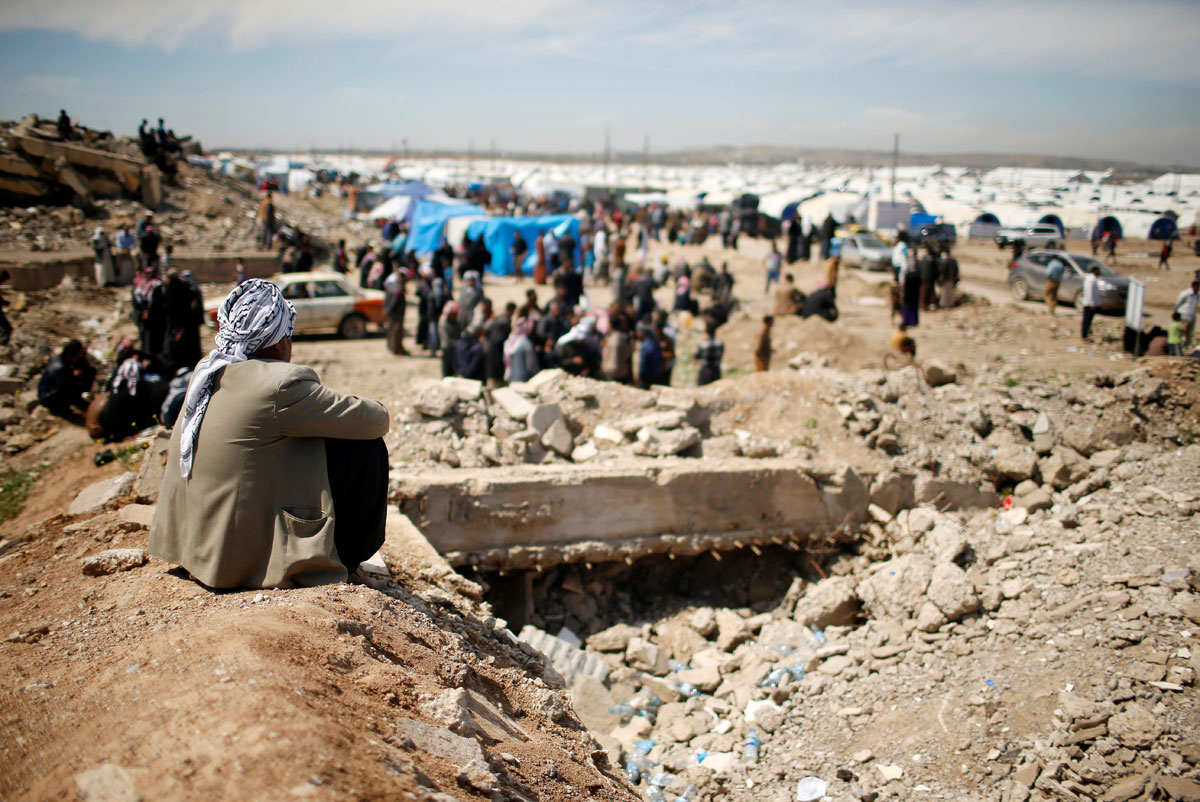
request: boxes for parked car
[840,233,893,271]
[1007,251,1129,311]
[912,222,957,248]
[994,224,1062,249]
[206,272,387,338]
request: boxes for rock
[117,504,155,529]
[857,554,934,619]
[613,409,687,435]
[541,419,574,456]
[588,623,642,652]
[593,424,625,443]
[656,622,707,662]
[924,523,967,564]
[677,664,721,693]
[69,473,136,516]
[1108,703,1163,749]
[915,600,949,632]
[791,576,860,628]
[632,426,701,457]
[1017,486,1053,512]
[1089,448,1124,470]
[519,626,608,685]
[992,443,1037,482]
[442,376,483,401]
[570,441,598,462]
[527,403,566,435]
[74,763,139,802]
[715,609,751,652]
[134,433,170,501]
[819,654,854,676]
[413,381,458,417]
[870,472,915,515]
[81,549,148,577]
[490,387,533,420]
[5,432,35,453]
[922,360,957,387]
[745,699,785,732]
[610,716,653,743]
[1063,422,1136,457]
[1040,448,1089,490]
[1157,776,1200,802]
[876,764,905,782]
[625,636,668,674]
[915,476,999,509]
[927,562,979,621]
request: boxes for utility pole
[890,133,898,205]
[642,134,649,192]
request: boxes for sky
[1,0,1198,167]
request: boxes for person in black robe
[454,326,486,380]
[160,270,203,371]
[37,340,96,420]
[801,287,839,322]
[819,214,837,260]
[786,218,801,263]
[484,302,514,387]
[902,267,922,327]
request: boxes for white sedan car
[207,272,388,338]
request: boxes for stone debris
[81,548,148,576]
[68,473,136,516]
[74,763,140,802]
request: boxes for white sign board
[1125,278,1145,330]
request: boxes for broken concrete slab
[519,625,610,685]
[612,409,687,435]
[490,387,533,421]
[395,459,871,570]
[117,504,155,529]
[69,473,136,516]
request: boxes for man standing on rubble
[149,279,390,588]
[258,191,276,250]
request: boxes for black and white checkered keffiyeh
[177,279,295,478]
[112,357,142,396]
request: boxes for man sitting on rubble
[149,279,391,589]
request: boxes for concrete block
[490,386,533,420]
[70,473,136,516]
[527,403,564,435]
[541,419,574,456]
[396,459,866,570]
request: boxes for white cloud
[1,0,1196,82]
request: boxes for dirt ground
[1,198,1198,801]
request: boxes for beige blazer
[149,358,389,589]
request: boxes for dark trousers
[1081,306,1097,339]
[324,437,388,573]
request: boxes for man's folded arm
[273,368,390,440]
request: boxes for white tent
[363,195,414,222]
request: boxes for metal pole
[890,133,898,205]
[642,134,649,192]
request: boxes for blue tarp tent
[409,199,486,254]
[1148,217,1177,240]
[465,214,580,276]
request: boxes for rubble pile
[515,442,1200,802]
[808,358,1200,508]
[387,369,793,469]
[0,114,163,213]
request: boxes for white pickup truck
[994,224,1063,249]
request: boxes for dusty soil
[2,197,1198,802]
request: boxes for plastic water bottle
[743,727,760,765]
[812,627,827,646]
[649,771,676,788]
[789,662,807,682]
[634,739,656,754]
[671,784,697,802]
[645,787,665,802]
[668,659,688,673]
[676,680,701,698]
[761,667,788,688]
[609,701,635,723]
[625,759,643,784]
[775,642,793,656]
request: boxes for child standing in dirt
[1167,313,1184,356]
